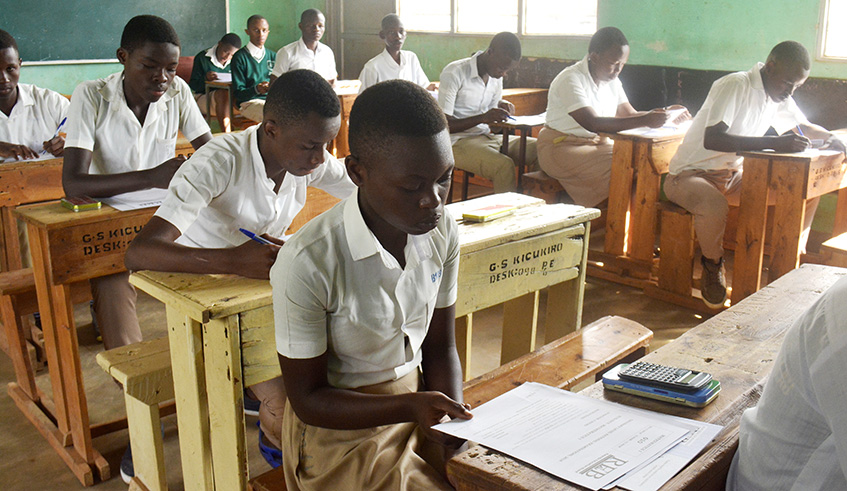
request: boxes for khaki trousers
[451,133,538,193]
[537,126,614,207]
[89,271,141,350]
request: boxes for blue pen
[796,125,805,137]
[41,117,67,155]
[239,228,274,245]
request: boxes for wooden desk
[732,150,847,304]
[501,88,548,116]
[130,194,599,490]
[447,263,847,490]
[490,115,545,192]
[11,202,156,485]
[333,80,361,158]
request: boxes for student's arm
[62,147,187,198]
[570,103,669,134]
[0,142,39,161]
[437,68,507,133]
[124,216,280,278]
[798,122,847,153]
[268,48,286,86]
[703,121,810,153]
[232,52,261,105]
[188,55,207,94]
[41,90,70,157]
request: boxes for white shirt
[357,49,429,93]
[65,71,209,175]
[0,83,69,161]
[726,276,847,491]
[438,51,502,144]
[270,38,338,81]
[246,42,266,63]
[156,125,356,248]
[205,45,229,70]
[545,56,629,137]
[670,63,809,174]
[274,191,459,389]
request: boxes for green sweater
[188,47,231,94]
[231,47,276,106]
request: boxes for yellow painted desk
[732,149,847,304]
[130,193,599,490]
[12,202,155,485]
[447,264,847,490]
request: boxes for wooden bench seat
[522,170,565,204]
[247,315,652,491]
[821,232,847,268]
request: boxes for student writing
[188,32,242,132]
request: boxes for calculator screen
[679,373,697,383]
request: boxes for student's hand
[234,240,281,279]
[822,135,847,154]
[498,100,515,115]
[426,82,439,92]
[206,71,219,81]
[666,104,692,124]
[642,109,671,128]
[42,135,66,157]
[256,81,270,95]
[773,133,811,153]
[410,391,473,447]
[260,234,285,246]
[149,156,187,188]
[481,107,511,125]
[0,142,39,161]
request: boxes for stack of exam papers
[434,382,722,491]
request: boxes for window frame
[817,0,847,62]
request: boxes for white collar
[247,42,265,60]
[100,71,177,114]
[205,45,229,69]
[380,48,404,67]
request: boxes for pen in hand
[239,228,274,245]
[42,117,67,155]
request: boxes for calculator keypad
[621,362,688,383]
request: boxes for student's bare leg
[249,375,287,449]
[90,272,141,350]
[213,89,231,132]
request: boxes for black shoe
[700,256,727,308]
[89,300,101,343]
[244,388,260,417]
[120,444,134,484]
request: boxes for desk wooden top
[738,148,846,161]
[15,201,154,230]
[447,264,847,490]
[0,157,64,207]
[602,128,688,144]
[738,149,847,200]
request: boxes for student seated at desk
[62,15,212,483]
[538,27,687,207]
[0,29,68,161]
[270,9,337,86]
[357,14,433,94]
[232,15,275,123]
[125,69,356,467]
[438,32,538,193]
[663,41,845,308]
[274,80,472,490]
[727,276,847,490]
[188,32,242,132]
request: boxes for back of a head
[768,41,811,71]
[0,29,18,54]
[349,80,447,162]
[489,32,522,61]
[121,15,180,52]
[264,69,339,125]
[220,33,243,50]
[301,8,324,23]
[588,26,628,54]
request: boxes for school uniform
[231,42,276,122]
[274,190,458,490]
[357,49,429,93]
[538,56,628,207]
[65,71,209,350]
[663,63,814,261]
[270,38,337,82]
[156,124,356,447]
[727,276,847,491]
[438,51,538,193]
[188,44,232,116]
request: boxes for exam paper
[618,119,692,138]
[101,188,168,211]
[509,113,547,126]
[434,383,691,490]
[214,73,232,82]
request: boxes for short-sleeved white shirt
[669,63,809,174]
[155,124,356,248]
[270,38,338,81]
[726,276,847,491]
[0,83,69,161]
[65,71,209,175]
[273,191,459,389]
[544,56,629,138]
[357,49,429,93]
[438,51,502,144]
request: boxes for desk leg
[0,207,23,271]
[500,291,539,365]
[629,142,660,263]
[769,161,807,281]
[203,316,248,491]
[517,132,528,192]
[605,141,635,256]
[731,157,771,304]
[834,188,847,236]
[455,314,473,381]
[165,308,214,491]
[545,222,590,343]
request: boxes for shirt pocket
[152,136,177,168]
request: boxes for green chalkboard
[5,0,227,62]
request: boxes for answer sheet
[100,188,168,211]
[435,383,691,490]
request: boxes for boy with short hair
[232,15,275,122]
[126,69,355,466]
[0,29,68,161]
[357,14,432,94]
[189,32,242,132]
[270,9,337,85]
[438,32,538,193]
[274,80,472,490]
[664,41,845,308]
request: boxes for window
[398,0,597,36]
[820,0,847,59]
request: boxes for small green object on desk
[61,196,102,212]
